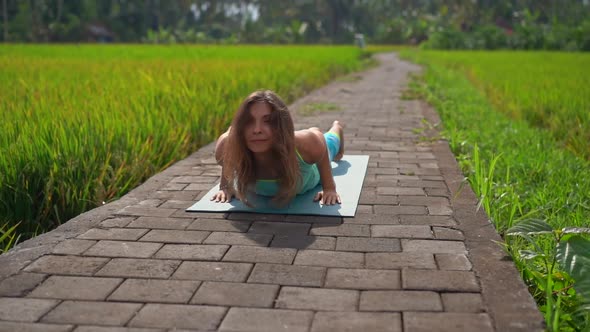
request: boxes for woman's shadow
[223,160,352,249]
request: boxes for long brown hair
[222,90,300,206]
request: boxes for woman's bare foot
[329,120,344,161]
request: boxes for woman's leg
[327,120,344,161]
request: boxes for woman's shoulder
[295,128,325,163]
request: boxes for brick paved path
[0,53,544,332]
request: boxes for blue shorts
[324,131,341,162]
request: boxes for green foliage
[422,19,590,51]
[422,8,590,52]
[2,1,589,48]
[506,219,590,331]
[0,221,21,253]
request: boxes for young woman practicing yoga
[211,90,344,206]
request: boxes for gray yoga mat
[186,155,369,217]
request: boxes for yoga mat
[186,155,369,217]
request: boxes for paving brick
[73,327,162,332]
[310,224,370,237]
[52,239,97,255]
[424,188,449,197]
[403,312,494,332]
[377,187,425,196]
[427,204,453,216]
[172,261,253,282]
[433,227,465,240]
[158,199,195,209]
[0,297,59,322]
[137,199,163,207]
[95,258,180,279]
[403,168,440,176]
[191,281,279,307]
[223,246,296,264]
[99,217,136,228]
[150,189,201,201]
[294,250,364,268]
[400,215,457,226]
[24,255,108,276]
[270,235,336,250]
[424,188,451,199]
[172,210,213,219]
[126,217,192,230]
[442,293,485,313]
[373,205,428,215]
[187,219,251,232]
[248,263,326,287]
[249,221,311,235]
[285,215,342,224]
[346,214,400,225]
[160,182,188,191]
[368,168,399,175]
[359,192,400,205]
[108,279,201,303]
[356,205,374,214]
[336,237,401,252]
[365,252,436,269]
[0,322,73,332]
[138,229,210,244]
[77,228,148,241]
[275,286,359,311]
[219,308,313,332]
[310,312,402,332]
[28,276,122,300]
[376,174,418,181]
[41,301,142,326]
[403,269,480,292]
[116,206,177,218]
[0,273,47,297]
[325,268,400,290]
[399,196,449,206]
[84,240,162,258]
[154,244,228,260]
[399,180,446,188]
[171,176,217,183]
[185,183,215,191]
[371,225,433,239]
[203,231,272,246]
[402,239,466,254]
[436,253,472,270]
[360,290,442,311]
[128,304,226,330]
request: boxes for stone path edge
[420,101,545,332]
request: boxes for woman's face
[244,101,274,154]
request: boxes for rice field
[409,51,590,160]
[0,45,365,241]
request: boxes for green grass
[400,49,590,331]
[404,51,590,161]
[0,44,366,245]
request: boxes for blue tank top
[254,150,320,196]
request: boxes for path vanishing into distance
[0,53,545,332]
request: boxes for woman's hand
[314,190,341,205]
[211,189,234,203]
